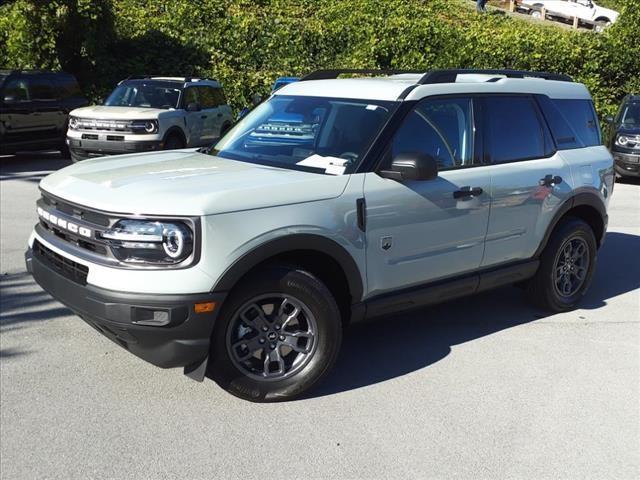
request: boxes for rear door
[478,95,573,268]
[364,96,491,297]
[28,74,63,141]
[196,86,222,144]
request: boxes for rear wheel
[527,218,597,312]
[208,266,342,402]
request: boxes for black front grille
[33,239,89,285]
[41,193,110,227]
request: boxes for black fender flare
[162,126,187,147]
[534,192,607,257]
[211,234,364,303]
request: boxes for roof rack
[418,69,573,84]
[301,69,424,81]
[120,75,218,84]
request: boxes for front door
[182,86,204,146]
[1,76,37,148]
[364,96,491,297]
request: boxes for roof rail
[119,75,218,84]
[301,69,425,81]
[418,69,573,84]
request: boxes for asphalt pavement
[1,152,639,479]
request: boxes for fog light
[133,307,170,326]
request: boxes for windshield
[212,95,396,175]
[619,103,640,127]
[105,80,181,109]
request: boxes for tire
[208,265,342,402]
[526,217,597,312]
[59,141,71,159]
[163,134,185,150]
[69,151,84,163]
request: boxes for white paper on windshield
[297,155,348,175]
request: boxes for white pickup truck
[523,0,619,30]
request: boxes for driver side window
[391,97,473,170]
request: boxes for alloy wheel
[553,236,590,298]
[226,294,318,381]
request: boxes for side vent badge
[381,236,393,251]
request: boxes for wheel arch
[211,234,364,323]
[162,126,186,146]
[535,192,607,257]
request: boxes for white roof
[276,77,416,101]
[275,73,591,101]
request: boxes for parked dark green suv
[606,94,640,179]
[0,70,88,156]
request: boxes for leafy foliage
[0,0,637,118]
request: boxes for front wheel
[208,266,343,402]
[527,218,597,312]
[163,134,185,150]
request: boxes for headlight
[101,219,194,265]
[130,120,159,134]
[616,135,629,146]
[68,116,78,130]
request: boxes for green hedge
[1,0,638,118]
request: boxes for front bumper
[25,246,225,370]
[613,149,640,177]
[67,136,162,159]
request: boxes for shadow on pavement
[0,272,71,329]
[0,151,71,183]
[311,231,640,398]
[1,231,638,392]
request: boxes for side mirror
[604,115,614,124]
[186,102,201,112]
[251,93,262,106]
[379,152,438,182]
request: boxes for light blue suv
[26,69,614,402]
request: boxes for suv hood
[70,105,170,119]
[40,151,350,216]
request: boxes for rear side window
[197,86,223,109]
[552,99,601,146]
[536,95,584,150]
[29,76,56,100]
[212,88,226,106]
[483,96,551,164]
[53,75,82,99]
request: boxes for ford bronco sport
[26,69,614,402]
[66,76,233,162]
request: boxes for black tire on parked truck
[526,217,597,312]
[208,265,342,402]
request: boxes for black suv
[606,94,640,179]
[0,70,88,156]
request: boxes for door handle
[200,115,207,119]
[539,175,563,187]
[453,186,483,199]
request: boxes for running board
[364,260,539,319]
